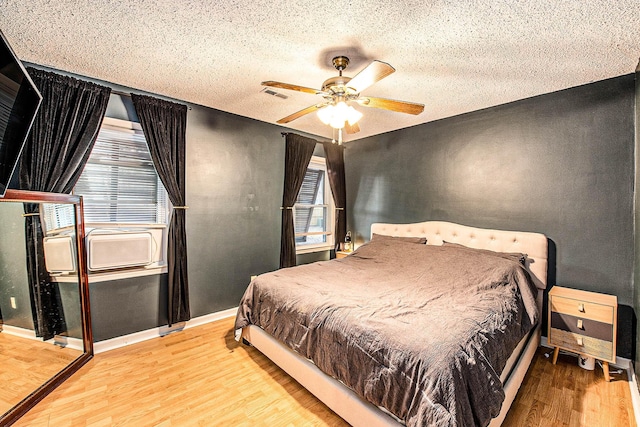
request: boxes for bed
[235,221,548,427]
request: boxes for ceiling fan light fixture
[346,106,363,126]
[331,101,349,129]
[317,104,334,125]
[317,101,362,129]
[329,117,345,129]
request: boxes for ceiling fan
[262,56,424,141]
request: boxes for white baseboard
[52,335,84,351]
[625,357,640,427]
[2,324,38,340]
[1,325,83,351]
[540,336,639,425]
[94,307,238,354]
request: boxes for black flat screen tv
[0,29,42,197]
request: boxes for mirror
[0,189,92,425]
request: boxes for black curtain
[19,68,111,339]
[131,94,189,326]
[280,133,317,268]
[322,141,347,252]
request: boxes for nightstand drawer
[549,328,614,361]
[550,312,613,341]
[550,297,614,323]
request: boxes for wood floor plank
[9,318,636,426]
[0,332,81,416]
[503,348,636,427]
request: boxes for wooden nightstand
[548,286,617,381]
[335,251,351,259]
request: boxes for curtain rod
[112,90,131,98]
[24,63,192,110]
[111,90,192,110]
[281,132,338,145]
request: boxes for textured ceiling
[1,0,639,142]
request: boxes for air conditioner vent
[43,235,77,273]
[87,231,153,271]
[261,87,288,99]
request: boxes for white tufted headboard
[371,221,548,291]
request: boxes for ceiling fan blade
[344,122,360,134]
[262,81,323,95]
[357,96,424,115]
[276,103,327,124]
[346,61,395,93]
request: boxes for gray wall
[634,64,640,378]
[186,106,285,316]
[346,75,636,358]
[0,201,32,329]
[0,200,83,338]
[90,275,167,341]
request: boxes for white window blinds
[294,156,333,248]
[74,119,168,224]
[42,203,75,231]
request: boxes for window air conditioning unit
[43,235,77,273]
[87,231,153,271]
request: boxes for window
[294,156,334,253]
[42,203,75,232]
[74,117,169,225]
[42,116,169,280]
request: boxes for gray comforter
[235,237,539,427]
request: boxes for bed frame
[241,221,548,426]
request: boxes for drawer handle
[578,303,585,312]
[577,319,583,329]
[577,337,584,346]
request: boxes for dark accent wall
[0,201,32,329]
[90,275,167,341]
[634,64,640,378]
[298,251,330,265]
[346,75,636,358]
[0,200,82,338]
[186,106,285,317]
[58,281,82,339]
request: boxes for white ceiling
[2,1,639,142]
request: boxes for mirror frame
[0,189,93,425]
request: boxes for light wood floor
[10,317,636,426]
[503,348,635,427]
[0,333,81,416]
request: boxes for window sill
[49,264,168,284]
[85,223,167,229]
[296,245,334,255]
